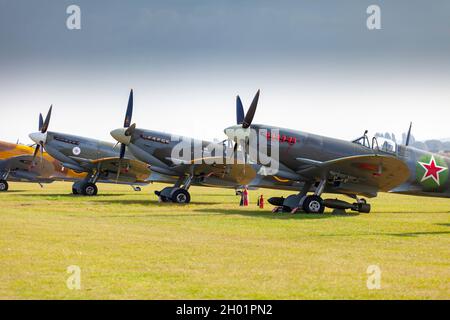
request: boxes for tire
[302,195,325,213]
[0,180,9,192]
[82,183,98,196]
[72,187,79,195]
[171,188,191,204]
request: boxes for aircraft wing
[170,156,258,186]
[0,155,55,181]
[296,154,410,192]
[70,156,151,183]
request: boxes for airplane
[0,139,86,192]
[223,90,450,214]
[28,95,172,196]
[110,91,259,203]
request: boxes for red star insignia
[418,155,447,186]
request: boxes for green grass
[0,182,449,299]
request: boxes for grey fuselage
[43,131,136,172]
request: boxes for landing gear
[72,181,98,196]
[302,195,325,213]
[82,183,98,196]
[155,187,191,204]
[0,180,9,192]
[71,168,101,196]
[155,175,193,204]
[171,188,191,204]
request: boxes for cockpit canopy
[352,134,397,154]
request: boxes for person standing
[243,187,249,206]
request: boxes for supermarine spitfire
[0,139,85,191]
[8,88,450,215]
[225,90,450,213]
[110,90,257,203]
[28,94,172,196]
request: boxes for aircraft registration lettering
[263,132,297,145]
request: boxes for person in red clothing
[243,187,249,206]
[259,194,264,209]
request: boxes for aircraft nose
[110,128,131,145]
[29,132,47,144]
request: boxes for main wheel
[0,180,9,192]
[171,188,191,204]
[302,195,325,213]
[81,183,98,196]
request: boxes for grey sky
[1,0,450,143]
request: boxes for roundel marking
[72,146,81,156]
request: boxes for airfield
[1,182,449,299]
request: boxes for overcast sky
[1,0,450,143]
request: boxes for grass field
[0,182,449,299]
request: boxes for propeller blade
[41,105,52,133]
[32,144,40,165]
[405,122,412,146]
[242,89,260,129]
[119,143,126,159]
[124,89,133,128]
[39,113,44,131]
[40,144,44,168]
[236,96,244,125]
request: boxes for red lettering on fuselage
[264,132,297,145]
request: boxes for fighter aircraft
[28,95,169,196]
[110,91,257,203]
[225,90,450,214]
[0,139,85,191]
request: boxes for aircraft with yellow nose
[0,140,86,192]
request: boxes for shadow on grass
[94,199,222,206]
[19,193,127,198]
[193,208,360,219]
[435,223,450,227]
[389,231,450,237]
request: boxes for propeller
[114,89,135,182]
[119,89,134,160]
[405,122,412,146]
[229,90,261,162]
[30,105,52,167]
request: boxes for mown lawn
[0,182,449,299]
